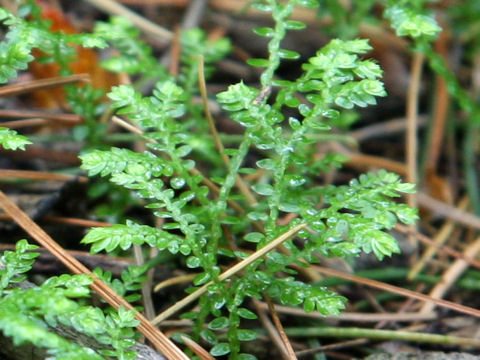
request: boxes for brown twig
[420,235,480,314]
[342,152,407,175]
[0,169,87,183]
[424,20,451,175]
[180,336,213,360]
[0,110,82,123]
[265,295,298,360]
[254,302,436,323]
[0,74,90,97]
[408,196,469,279]
[181,0,209,30]
[169,26,181,76]
[374,282,427,329]
[0,110,81,122]
[350,116,427,143]
[406,52,424,222]
[396,223,480,270]
[417,192,480,230]
[0,147,80,165]
[312,265,480,318]
[252,298,291,360]
[0,118,61,129]
[0,214,112,228]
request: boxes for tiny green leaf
[237,329,258,341]
[210,343,231,356]
[244,232,265,243]
[284,20,306,30]
[0,128,31,150]
[208,317,229,330]
[246,58,270,68]
[297,0,319,8]
[253,27,275,37]
[278,49,300,60]
[252,183,275,196]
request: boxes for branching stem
[152,223,306,325]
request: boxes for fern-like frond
[82,220,186,254]
[0,127,31,150]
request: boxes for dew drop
[288,176,306,187]
[170,177,186,189]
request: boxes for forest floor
[1,1,480,359]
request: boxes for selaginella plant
[0,240,142,360]
[78,0,418,358]
[0,0,422,359]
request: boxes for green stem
[209,137,253,256]
[260,0,295,88]
[266,127,306,234]
[192,296,210,340]
[156,139,217,278]
[227,308,241,359]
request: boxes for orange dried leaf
[29,2,117,108]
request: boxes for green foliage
[0,0,429,358]
[0,127,31,150]
[97,306,139,360]
[83,220,185,254]
[94,265,149,304]
[0,6,106,84]
[384,1,441,39]
[0,240,139,360]
[94,16,162,78]
[78,1,417,358]
[0,239,39,293]
[0,7,37,83]
[248,0,313,87]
